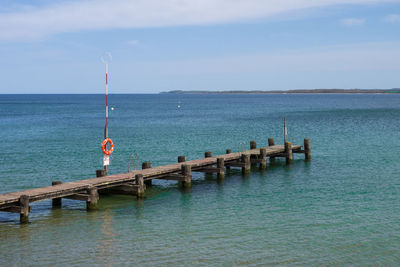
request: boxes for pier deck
[0,138,310,223]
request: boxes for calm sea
[0,94,399,266]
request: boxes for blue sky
[0,0,399,93]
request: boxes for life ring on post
[101,138,114,155]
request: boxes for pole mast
[101,52,112,172]
[104,61,108,171]
[284,117,287,144]
[105,61,109,139]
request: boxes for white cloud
[0,0,398,41]
[384,14,400,22]
[125,42,400,75]
[125,40,140,46]
[340,18,365,26]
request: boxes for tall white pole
[105,62,108,139]
[101,52,112,171]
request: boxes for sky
[0,0,400,93]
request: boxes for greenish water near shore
[1,94,400,266]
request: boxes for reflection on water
[96,209,117,267]
[134,199,145,220]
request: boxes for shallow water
[1,94,400,266]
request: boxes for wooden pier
[0,138,310,223]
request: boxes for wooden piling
[204,152,213,176]
[180,164,192,188]
[225,149,231,171]
[259,148,267,170]
[241,154,251,174]
[268,138,275,162]
[142,162,152,186]
[304,139,311,161]
[19,195,29,224]
[217,157,225,180]
[250,141,257,165]
[250,141,257,149]
[178,156,186,163]
[96,169,107,177]
[86,187,99,210]
[285,142,293,164]
[268,138,275,146]
[51,181,62,207]
[135,174,145,198]
[142,162,151,169]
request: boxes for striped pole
[105,62,108,139]
[101,52,112,171]
[104,62,109,171]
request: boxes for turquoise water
[1,94,400,266]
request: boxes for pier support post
[250,141,257,150]
[142,162,152,186]
[285,142,293,164]
[96,169,107,177]
[86,187,99,211]
[304,139,311,161]
[225,149,231,171]
[241,154,251,174]
[250,141,257,166]
[217,158,225,180]
[268,138,275,163]
[180,164,192,188]
[260,148,267,170]
[51,181,62,208]
[19,195,29,224]
[204,152,212,176]
[268,138,275,146]
[178,156,186,163]
[135,174,145,199]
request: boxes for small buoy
[111,107,114,111]
[177,105,181,109]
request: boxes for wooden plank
[225,162,246,167]
[158,173,186,181]
[193,167,223,173]
[63,193,90,202]
[0,205,32,214]
[101,184,139,195]
[272,153,286,157]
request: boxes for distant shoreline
[161,89,400,94]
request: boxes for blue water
[0,94,400,265]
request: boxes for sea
[0,93,399,266]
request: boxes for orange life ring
[101,138,114,155]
